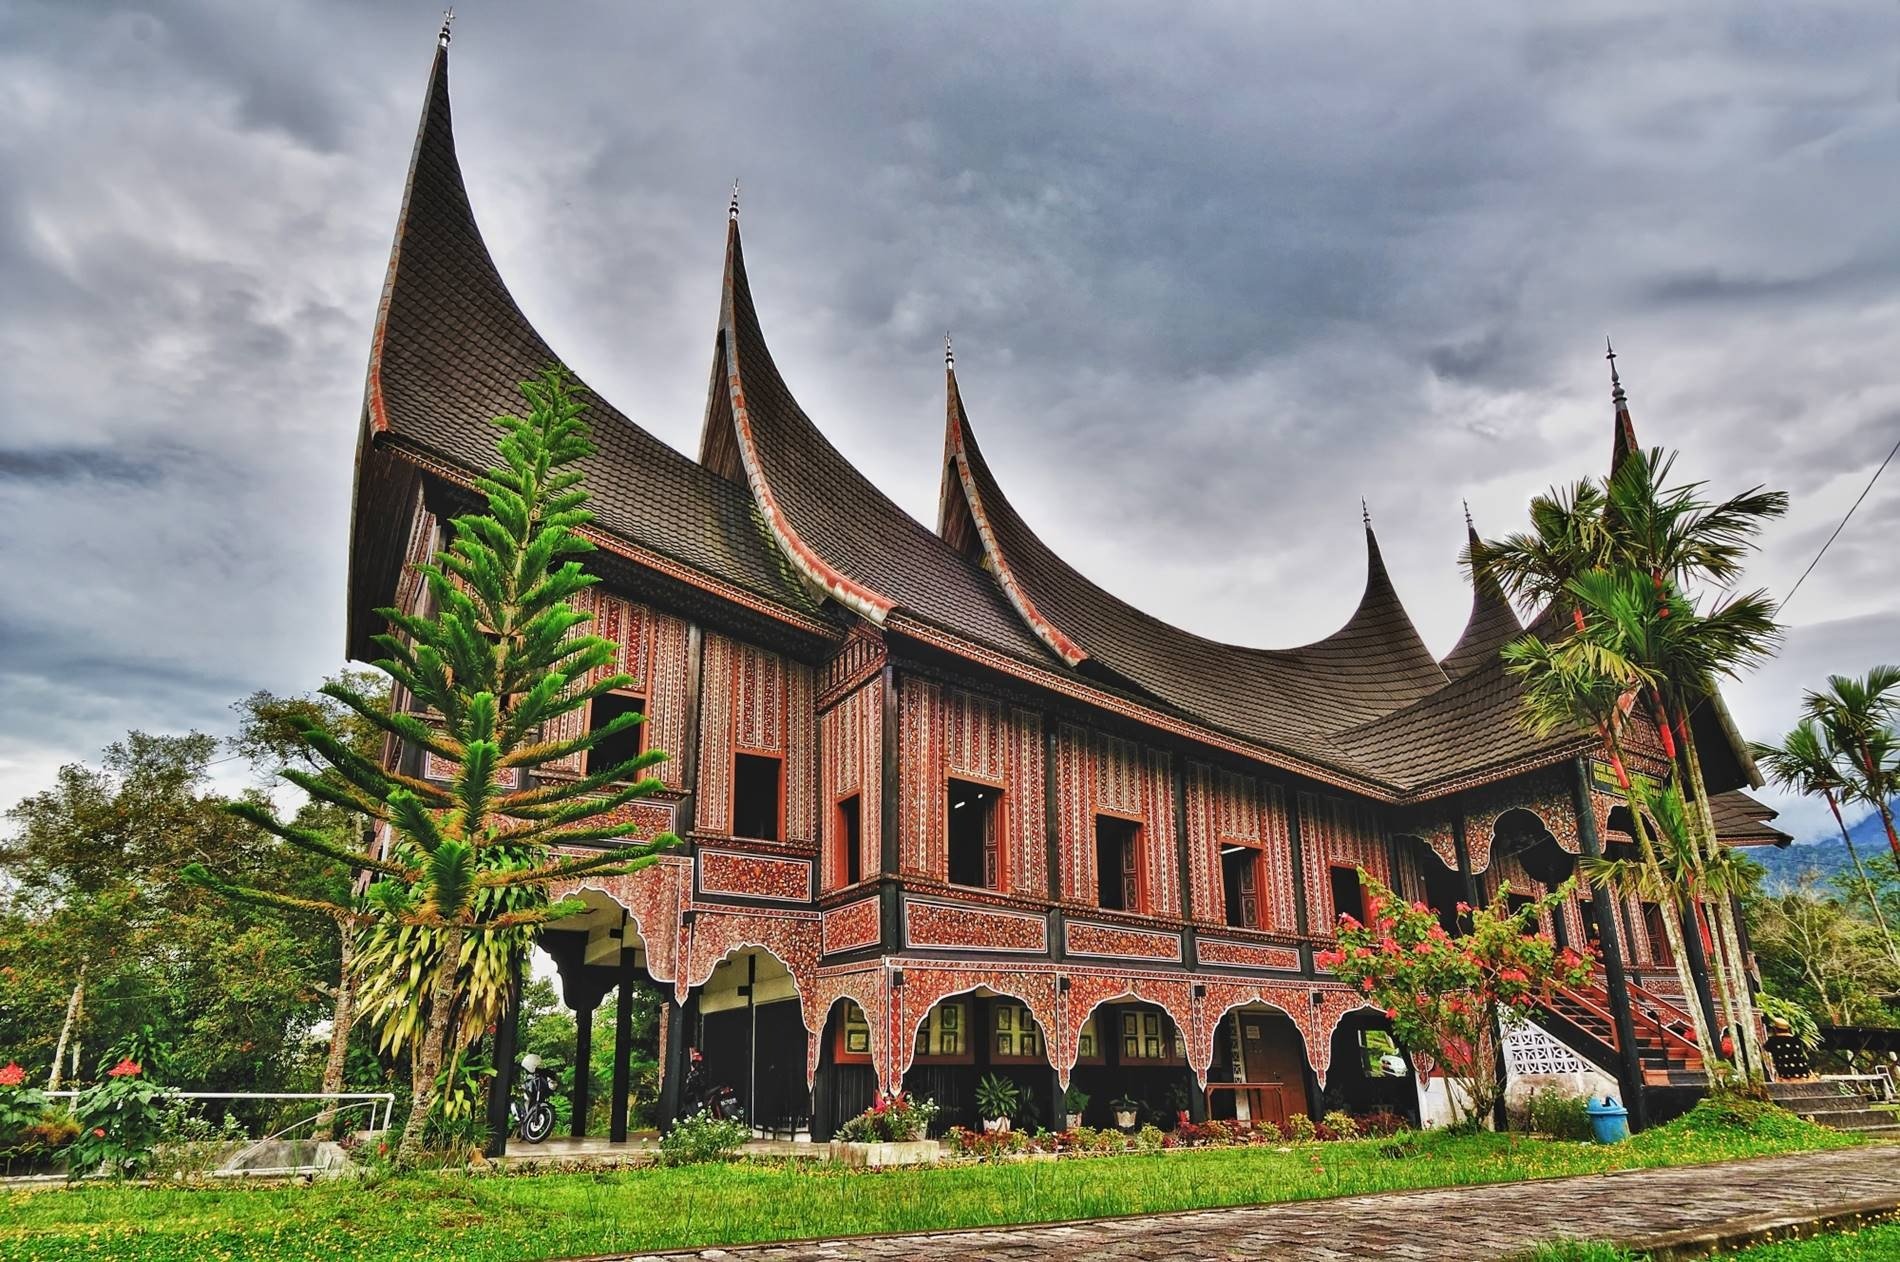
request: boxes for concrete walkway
[607,1146,1900,1261]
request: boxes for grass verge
[0,1099,1856,1262]
[1525,1217,1900,1260]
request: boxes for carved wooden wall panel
[696,633,817,844]
[1053,723,1178,913]
[820,677,882,891]
[1185,762,1296,931]
[1298,792,1389,938]
[897,679,1045,894]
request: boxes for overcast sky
[2,2,1896,841]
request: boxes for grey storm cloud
[1,0,1897,839]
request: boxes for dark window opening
[1505,891,1537,936]
[733,753,782,841]
[1641,902,1674,965]
[1328,865,1365,929]
[1420,860,1465,937]
[1221,845,1261,929]
[838,794,863,886]
[1095,816,1140,911]
[585,692,646,778]
[947,779,999,888]
[1578,897,1604,950]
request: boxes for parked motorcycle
[512,1053,558,1143]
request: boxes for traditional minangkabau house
[346,31,1794,1142]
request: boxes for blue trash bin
[1585,1096,1630,1144]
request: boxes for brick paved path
[610,1146,1898,1261]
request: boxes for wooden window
[1328,864,1364,929]
[1221,844,1261,929]
[1095,816,1141,912]
[834,1001,872,1064]
[991,1001,1044,1061]
[836,794,863,886]
[1641,902,1675,965]
[1075,1015,1104,1065]
[733,753,782,841]
[915,1000,971,1063]
[584,690,646,779]
[947,779,1001,890]
[1578,896,1603,951]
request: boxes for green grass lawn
[1524,1217,1900,1260]
[0,1101,1856,1262]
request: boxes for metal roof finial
[945,332,954,371]
[1607,335,1626,405]
[1463,498,1474,532]
[1362,498,1372,530]
[728,180,740,222]
[438,7,454,47]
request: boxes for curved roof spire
[350,29,818,655]
[1441,505,1523,682]
[695,209,1060,659]
[936,369,1448,745]
[1608,336,1639,472]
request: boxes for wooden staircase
[1542,972,1706,1088]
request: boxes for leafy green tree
[191,368,678,1163]
[1804,668,1900,874]
[1748,873,1899,1025]
[1318,873,1593,1130]
[0,733,337,1095]
[1753,718,1900,968]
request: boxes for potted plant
[976,1074,1019,1134]
[1061,1086,1089,1132]
[1111,1095,1141,1131]
[830,1092,943,1167]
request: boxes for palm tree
[1481,447,1787,1080]
[1753,720,1900,968]
[1503,628,1721,1079]
[1805,668,1900,874]
[1564,565,1782,1077]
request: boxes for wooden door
[1237,1014,1309,1130]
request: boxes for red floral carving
[905,899,1047,952]
[1064,919,1182,962]
[698,849,812,902]
[822,896,881,955]
[1196,938,1301,971]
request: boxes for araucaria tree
[187,367,677,1163]
[1318,874,1593,1130]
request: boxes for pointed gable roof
[1608,338,1639,472]
[1441,517,1524,683]
[695,216,1061,665]
[351,40,820,650]
[938,367,1451,751]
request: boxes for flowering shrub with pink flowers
[1316,871,1594,1131]
[836,1091,940,1143]
[66,1056,167,1179]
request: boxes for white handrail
[45,1090,397,1133]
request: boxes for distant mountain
[1752,802,1899,892]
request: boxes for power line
[1780,426,1900,613]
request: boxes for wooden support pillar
[483,946,524,1158]
[1452,807,1483,914]
[609,945,636,1143]
[570,1000,595,1138]
[1678,900,1722,1055]
[1572,758,1647,1131]
[657,993,696,1133]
